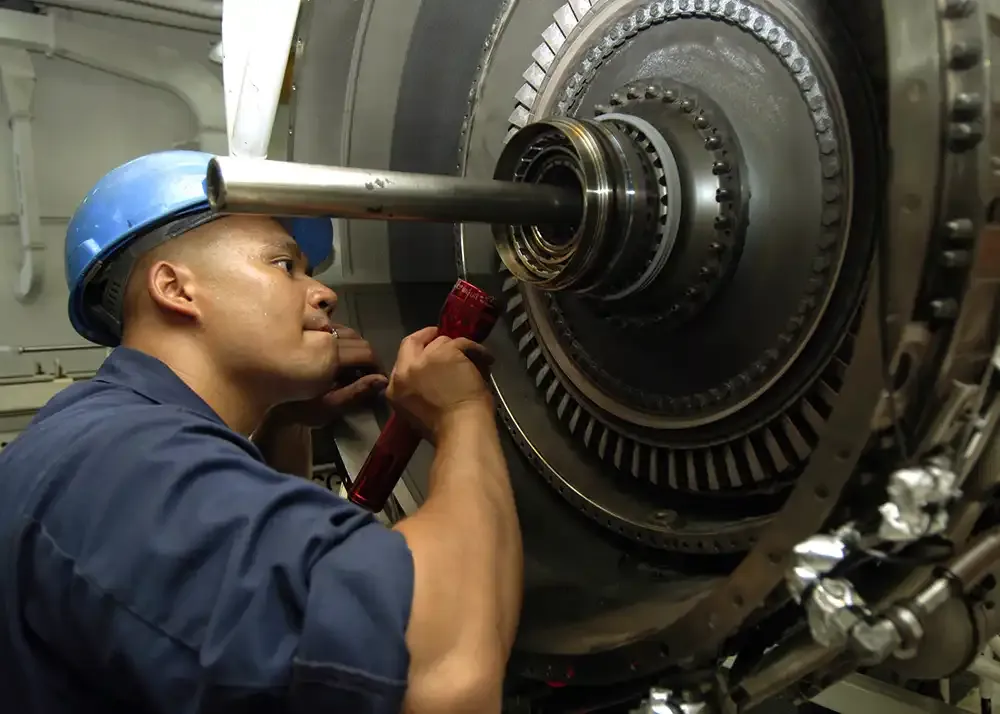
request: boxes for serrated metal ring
[595,112,681,300]
[457,0,869,555]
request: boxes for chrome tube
[206,157,582,226]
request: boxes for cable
[875,171,912,466]
[856,535,955,567]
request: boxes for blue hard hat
[65,150,335,346]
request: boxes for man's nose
[309,281,339,316]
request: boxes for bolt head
[947,122,984,151]
[946,218,975,240]
[940,249,971,268]
[931,298,959,319]
[952,92,984,120]
[949,41,982,70]
[943,0,976,18]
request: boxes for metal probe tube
[206,156,583,226]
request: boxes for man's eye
[276,259,294,273]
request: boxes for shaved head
[118,214,340,406]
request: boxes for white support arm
[222,0,301,158]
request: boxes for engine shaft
[206,156,582,226]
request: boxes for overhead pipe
[33,0,219,33]
[120,0,222,20]
[223,0,302,158]
[0,48,42,301]
[0,8,227,152]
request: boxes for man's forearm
[394,403,522,712]
[427,405,522,650]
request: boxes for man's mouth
[304,319,334,334]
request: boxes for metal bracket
[811,674,969,714]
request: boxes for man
[0,150,523,714]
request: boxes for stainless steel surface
[887,597,976,680]
[946,527,1000,590]
[206,156,582,225]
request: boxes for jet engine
[215,0,1000,710]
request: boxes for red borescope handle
[346,279,498,512]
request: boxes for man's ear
[147,260,202,321]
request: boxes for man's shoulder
[20,377,240,450]
[33,376,190,424]
[0,378,257,500]
[0,376,280,558]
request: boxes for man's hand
[386,326,494,442]
[273,324,388,428]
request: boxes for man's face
[190,216,340,399]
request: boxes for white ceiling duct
[33,0,219,33]
[120,0,222,20]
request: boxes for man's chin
[268,365,336,401]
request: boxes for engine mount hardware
[458,0,879,564]
[286,0,1000,697]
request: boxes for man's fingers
[343,373,389,398]
[426,335,454,352]
[408,326,440,346]
[450,338,495,367]
[324,373,388,408]
[355,374,389,391]
[336,339,379,369]
[397,326,439,364]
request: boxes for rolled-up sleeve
[18,410,414,714]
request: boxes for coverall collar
[94,346,226,426]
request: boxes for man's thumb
[351,373,388,397]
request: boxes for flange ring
[595,111,683,300]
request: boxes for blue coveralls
[0,347,415,714]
